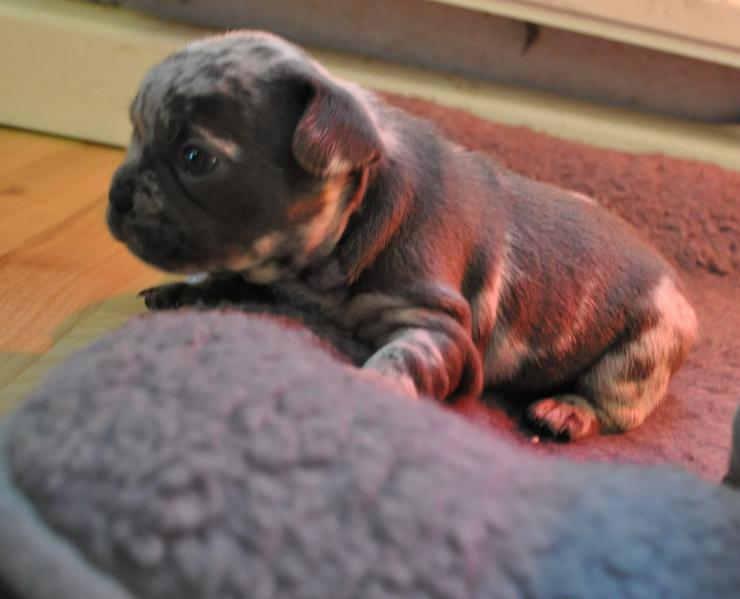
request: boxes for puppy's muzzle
[109,177,135,215]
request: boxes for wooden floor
[0,127,163,416]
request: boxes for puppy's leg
[348,288,483,401]
[364,327,475,399]
[140,274,276,310]
[529,276,697,439]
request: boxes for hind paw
[527,396,600,441]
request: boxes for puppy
[107,31,698,440]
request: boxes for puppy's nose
[109,178,135,214]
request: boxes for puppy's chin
[106,206,126,243]
[113,227,206,275]
[129,243,198,274]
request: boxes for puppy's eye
[181,145,218,176]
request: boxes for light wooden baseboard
[1,0,740,171]
[434,0,740,69]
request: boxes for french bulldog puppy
[107,31,698,440]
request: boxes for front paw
[138,282,202,311]
[363,347,423,399]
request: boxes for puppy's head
[107,31,384,281]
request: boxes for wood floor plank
[0,352,39,395]
[0,134,123,254]
[0,200,161,353]
[0,127,163,404]
[0,128,73,174]
[0,294,150,417]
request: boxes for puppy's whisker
[168,124,182,146]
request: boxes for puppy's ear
[291,74,383,177]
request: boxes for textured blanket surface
[1,312,739,599]
[380,95,739,481]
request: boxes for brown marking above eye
[190,125,241,161]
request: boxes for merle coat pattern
[107,31,697,440]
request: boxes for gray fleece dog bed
[1,311,739,599]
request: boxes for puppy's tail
[723,405,740,489]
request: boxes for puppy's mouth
[130,236,205,274]
[109,220,208,275]
[106,204,127,242]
